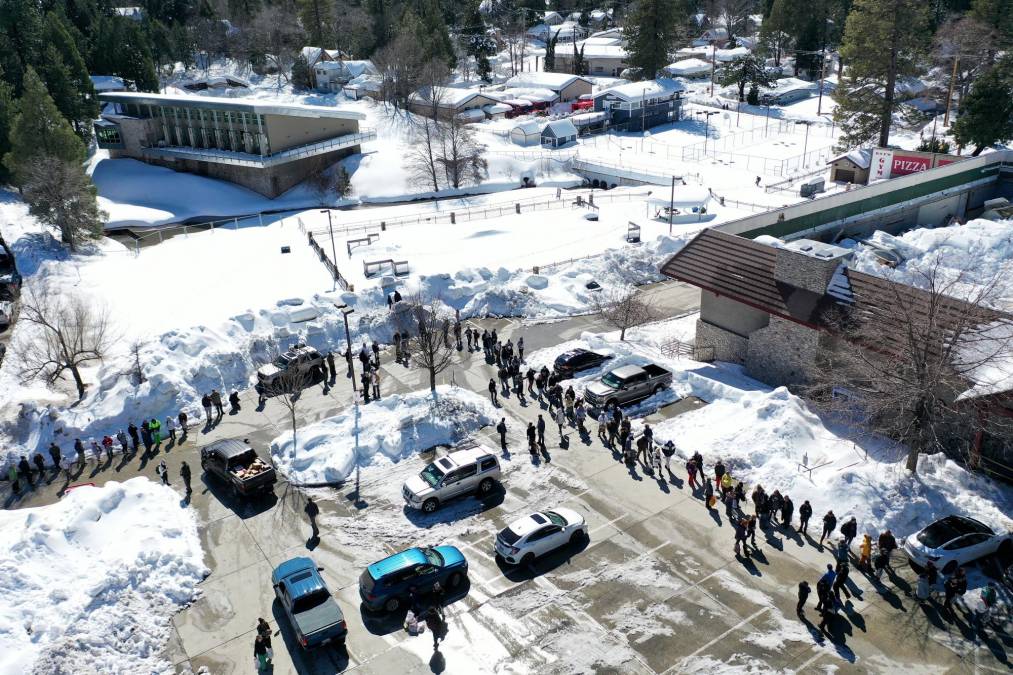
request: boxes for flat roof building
[95,92,374,198]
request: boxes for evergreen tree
[544,32,559,72]
[624,0,686,80]
[952,56,1013,155]
[717,54,776,101]
[43,13,98,137]
[834,0,929,148]
[299,0,335,46]
[119,21,161,91]
[572,42,586,75]
[4,67,86,186]
[0,0,45,93]
[291,54,313,90]
[970,0,1013,49]
[0,76,15,185]
[22,155,105,252]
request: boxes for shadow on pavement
[496,535,591,582]
[358,579,472,637]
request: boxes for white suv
[403,441,501,513]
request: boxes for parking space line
[589,514,626,535]
[661,606,770,673]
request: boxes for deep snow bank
[0,478,206,674]
[271,385,497,484]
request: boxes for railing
[141,128,377,168]
[298,217,354,291]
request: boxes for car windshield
[272,354,293,369]
[544,511,567,526]
[918,517,976,548]
[291,589,331,613]
[499,528,521,545]
[420,463,445,487]
[422,547,444,566]
[601,372,624,388]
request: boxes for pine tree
[833,0,929,148]
[291,54,313,90]
[544,32,559,72]
[43,13,98,137]
[22,155,105,252]
[3,67,86,186]
[118,21,160,91]
[970,0,1013,49]
[952,56,1013,155]
[718,54,776,101]
[624,0,686,80]
[298,0,335,46]
[0,0,45,93]
[0,75,15,185]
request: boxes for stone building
[94,92,374,197]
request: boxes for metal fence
[297,217,354,291]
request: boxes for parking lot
[10,281,1012,674]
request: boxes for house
[408,87,503,120]
[828,149,873,184]
[693,27,728,46]
[94,91,374,198]
[592,78,684,131]
[589,9,612,26]
[569,110,609,134]
[504,73,593,102]
[114,6,143,21]
[342,77,382,100]
[758,77,816,105]
[483,103,512,120]
[498,87,558,107]
[181,75,251,92]
[664,58,712,78]
[91,75,127,93]
[541,118,578,148]
[314,60,378,93]
[714,46,751,62]
[299,46,339,87]
[543,11,564,25]
[527,21,589,42]
[555,43,629,76]
[510,121,543,146]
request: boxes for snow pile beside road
[271,385,497,485]
[0,478,206,674]
[848,218,1013,310]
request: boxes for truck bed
[642,364,671,378]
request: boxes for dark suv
[553,348,612,379]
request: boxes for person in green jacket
[150,418,162,444]
[7,464,19,495]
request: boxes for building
[503,73,592,102]
[527,21,589,42]
[541,119,578,147]
[509,121,543,146]
[828,149,872,184]
[181,75,251,92]
[592,78,684,131]
[94,92,373,198]
[714,46,751,62]
[555,43,629,76]
[664,58,712,78]
[114,6,143,20]
[90,75,127,93]
[693,27,728,46]
[757,77,816,105]
[408,87,503,120]
[543,10,564,25]
[314,60,377,93]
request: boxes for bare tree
[243,5,305,87]
[438,117,488,189]
[261,352,327,453]
[394,296,456,392]
[591,286,657,341]
[933,16,998,105]
[407,117,443,192]
[374,37,448,113]
[332,1,375,59]
[806,261,1013,473]
[14,287,113,400]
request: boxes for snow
[596,78,686,102]
[270,386,498,485]
[504,72,588,91]
[664,58,712,76]
[0,478,206,674]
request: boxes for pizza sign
[891,154,931,175]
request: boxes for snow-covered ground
[526,330,1013,538]
[271,386,497,485]
[0,478,206,674]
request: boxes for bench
[363,258,410,278]
[346,232,380,257]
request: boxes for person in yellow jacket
[720,472,733,492]
[858,534,873,570]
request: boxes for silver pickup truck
[582,363,672,409]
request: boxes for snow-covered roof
[829,148,873,169]
[483,103,512,113]
[182,75,251,90]
[511,121,543,135]
[701,27,728,40]
[583,35,623,47]
[542,118,578,137]
[500,87,558,104]
[90,75,127,92]
[527,21,586,39]
[574,43,628,59]
[594,78,685,103]
[569,111,608,125]
[504,72,590,92]
[714,47,751,62]
[762,77,817,96]
[411,87,501,107]
[301,46,325,65]
[664,58,711,76]
[99,91,366,120]
[456,109,486,122]
[543,10,563,23]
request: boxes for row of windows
[160,123,269,155]
[118,102,265,130]
[95,126,122,146]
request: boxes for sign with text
[891,153,932,176]
[870,148,893,180]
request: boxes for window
[479,458,497,472]
[456,464,478,479]
[95,125,122,146]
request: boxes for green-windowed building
[95,92,374,197]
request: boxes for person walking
[256,618,273,665]
[534,414,545,448]
[254,634,269,671]
[873,546,890,580]
[555,408,566,442]
[497,418,508,450]
[858,534,873,570]
[943,567,967,613]
[797,580,811,616]
[156,460,170,485]
[180,461,192,496]
[877,530,898,570]
[201,393,213,421]
[661,441,676,474]
[371,369,381,400]
[734,517,750,557]
[819,510,837,547]
[840,516,858,549]
[636,434,649,466]
[165,416,176,443]
[747,515,759,549]
[488,378,498,405]
[211,389,224,417]
[815,564,836,612]
[48,442,62,470]
[798,500,813,535]
[833,560,852,601]
[305,497,320,538]
[18,456,34,489]
[686,457,699,489]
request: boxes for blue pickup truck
[272,557,347,649]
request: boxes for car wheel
[422,498,439,513]
[521,552,535,566]
[384,596,402,612]
[606,399,618,409]
[942,559,957,575]
[447,572,463,588]
[570,529,588,545]
[478,478,494,495]
[653,385,663,395]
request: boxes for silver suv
[403,441,501,513]
[257,344,324,393]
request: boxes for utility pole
[944,55,959,127]
[709,42,717,96]
[336,304,356,393]
[816,46,828,116]
[321,209,340,290]
[641,87,647,142]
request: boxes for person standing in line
[7,464,19,495]
[371,368,381,400]
[878,530,898,570]
[178,411,188,441]
[734,517,749,557]
[686,457,699,489]
[141,422,153,455]
[536,415,546,448]
[661,441,676,474]
[781,495,794,530]
[517,336,524,361]
[156,460,170,485]
[713,459,726,489]
[32,453,45,479]
[488,378,498,405]
[18,456,34,489]
[858,534,873,570]
[201,393,213,421]
[257,618,273,665]
[211,389,224,417]
[819,510,837,547]
[360,370,372,403]
[703,475,715,508]
[797,580,811,616]
[497,418,508,450]
[75,438,86,467]
[254,635,269,671]
[371,342,380,367]
[815,564,836,612]
[117,429,129,454]
[326,350,336,381]
[180,460,192,496]
[49,442,62,471]
[833,560,851,601]
[555,407,566,442]
[165,416,176,443]
[128,423,140,453]
[840,516,858,550]
[305,496,320,538]
[150,417,162,445]
[798,500,813,534]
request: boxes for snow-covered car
[904,515,1013,573]
[403,440,501,513]
[494,508,588,565]
[257,344,324,393]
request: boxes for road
[5,280,1010,674]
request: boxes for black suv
[553,349,613,379]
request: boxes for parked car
[257,344,324,393]
[402,440,501,513]
[904,515,1013,573]
[582,363,673,409]
[200,438,277,497]
[553,348,613,379]
[359,546,468,612]
[272,557,347,649]
[495,508,588,566]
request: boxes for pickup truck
[272,556,348,649]
[200,438,277,498]
[582,363,673,409]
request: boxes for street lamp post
[795,120,813,164]
[335,304,356,393]
[697,110,719,157]
[321,209,339,290]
